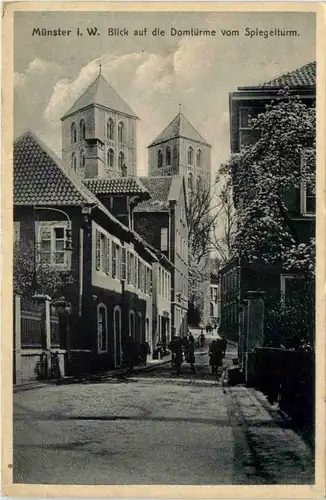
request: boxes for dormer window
[166,146,171,166]
[71,152,77,171]
[188,146,193,165]
[157,149,163,168]
[71,123,77,144]
[80,150,85,168]
[108,148,114,168]
[196,149,202,168]
[118,151,124,171]
[107,118,114,140]
[118,122,124,143]
[80,119,86,140]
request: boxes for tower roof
[61,73,138,120]
[148,112,209,148]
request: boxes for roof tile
[259,61,316,88]
[84,177,149,196]
[149,112,209,148]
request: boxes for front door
[114,307,122,367]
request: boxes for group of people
[122,337,151,372]
[208,336,227,375]
[168,332,196,376]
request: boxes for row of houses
[13,131,188,382]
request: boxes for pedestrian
[187,337,196,374]
[221,335,227,358]
[168,336,183,376]
[209,339,223,375]
[139,341,151,366]
[199,331,206,348]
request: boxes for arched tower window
[188,146,193,165]
[157,149,163,168]
[107,118,114,140]
[166,146,171,166]
[197,175,202,191]
[118,122,124,143]
[80,119,86,140]
[196,149,202,168]
[71,152,77,171]
[118,151,124,170]
[108,148,114,168]
[71,123,77,144]
[80,150,85,168]
[188,172,193,190]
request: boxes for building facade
[14,131,157,375]
[221,61,316,357]
[133,176,189,338]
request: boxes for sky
[14,11,316,177]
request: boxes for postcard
[2,2,325,498]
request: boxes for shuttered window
[121,247,127,281]
[96,230,101,270]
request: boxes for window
[196,149,202,168]
[134,257,138,288]
[166,146,171,166]
[157,149,163,168]
[107,118,114,140]
[300,149,316,216]
[210,302,214,317]
[280,274,305,304]
[97,304,107,352]
[239,107,261,149]
[118,151,124,171]
[121,247,126,281]
[129,310,135,338]
[188,173,193,190]
[39,225,67,266]
[113,306,122,367]
[107,148,114,168]
[71,123,77,143]
[80,119,86,140]
[187,146,193,165]
[80,150,85,168]
[118,122,124,143]
[71,152,77,171]
[197,176,202,191]
[112,243,117,278]
[160,227,168,252]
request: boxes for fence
[14,294,66,384]
[253,347,314,427]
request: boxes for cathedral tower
[148,111,211,191]
[61,70,138,179]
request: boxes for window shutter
[105,237,110,275]
[96,230,101,271]
[127,252,131,283]
[121,248,126,281]
[112,243,117,278]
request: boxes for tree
[226,91,315,276]
[14,241,75,298]
[210,172,237,265]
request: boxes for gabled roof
[240,61,316,90]
[83,177,149,198]
[61,73,138,120]
[148,112,209,148]
[14,131,159,261]
[14,131,97,206]
[134,176,183,212]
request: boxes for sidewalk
[13,354,173,392]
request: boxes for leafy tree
[14,241,75,298]
[226,91,315,275]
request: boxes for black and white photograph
[2,2,325,496]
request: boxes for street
[13,340,314,485]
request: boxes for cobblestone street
[13,344,314,485]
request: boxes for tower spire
[178,103,182,114]
[98,62,102,76]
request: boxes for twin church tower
[61,69,211,188]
